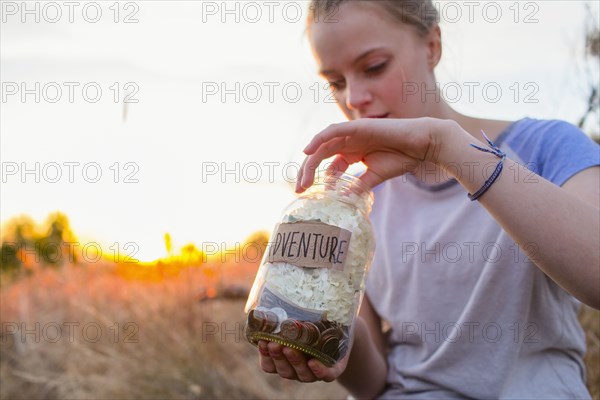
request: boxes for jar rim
[310,170,374,209]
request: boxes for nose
[345,80,372,112]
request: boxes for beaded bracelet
[467,130,507,202]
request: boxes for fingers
[265,342,298,380]
[325,155,349,177]
[295,157,308,193]
[302,123,342,155]
[306,358,337,383]
[267,342,319,382]
[303,121,362,155]
[297,121,372,192]
[300,137,350,190]
[297,118,428,192]
[257,342,322,382]
[282,347,319,382]
[258,340,276,373]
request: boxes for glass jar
[244,172,375,366]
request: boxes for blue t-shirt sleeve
[504,119,600,186]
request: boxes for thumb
[359,169,385,189]
[307,359,338,382]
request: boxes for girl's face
[309,1,440,120]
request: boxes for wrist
[444,130,507,196]
[428,118,474,174]
[428,119,509,198]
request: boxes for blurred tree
[37,212,77,265]
[181,243,205,265]
[1,215,36,272]
[164,232,172,255]
[0,212,79,271]
[0,242,21,273]
[578,7,600,399]
[244,230,271,259]
[1,214,35,244]
[579,2,600,137]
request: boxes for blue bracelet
[467,130,507,202]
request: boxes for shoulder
[501,118,599,186]
[502,118,591,151]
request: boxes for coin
[314,320,330,332]
[320,327,343,340]
[335,339,349,360]
[247,309,278,333]
[247,309,264,332]
[261,310,278,333]
[320,336,340,357]
[299,322,320,346]
[280,319,302,340]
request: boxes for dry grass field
[0,262,348,400]
[0,261,598,399]
[580,304,600,399]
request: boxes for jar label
[267,221,352,271]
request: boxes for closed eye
[365,62,386,74]
[327,80,345,91]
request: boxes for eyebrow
[319,47,387,76]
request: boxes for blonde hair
[308,0,439,36]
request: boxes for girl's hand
[296,117,465,192]
[258,340,349,382]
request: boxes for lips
[364,113,389,119]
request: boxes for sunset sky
[2,1,598,261]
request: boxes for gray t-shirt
[365,118,599,399]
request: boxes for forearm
[337,317,387,399]
[440,129,600,308]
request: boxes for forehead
[309,2,415,69]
